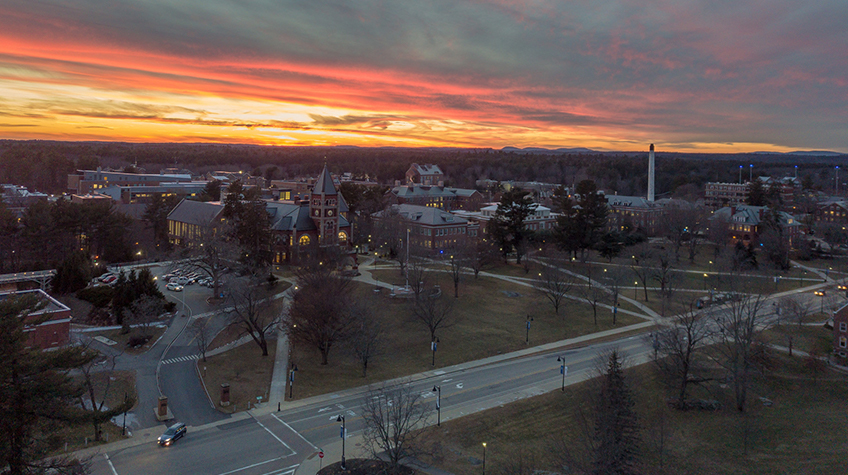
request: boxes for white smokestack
[648,143,655,202]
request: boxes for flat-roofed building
[68,168,192,194]
[0,289,72,349]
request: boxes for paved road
[80,263,842,475]
[73,264,235,432]
[84,326,653,475]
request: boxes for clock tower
[310,164,339,244]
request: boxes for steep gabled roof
[313,165,337,196]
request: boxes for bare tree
[410,295,455,344]
[602,266,628,325]
[776,296,814,356]
[76,347,136,442]
[362,381,431,469]
[287,264,355,365]
[712,295,768,412]
[468,238,499,278]
[662,205,690,263]
[349,304,384,377]
[536,264,574,316]
[577,273,609,327]
[184,221,239,299]
[190,318,211,362]
[630,246,653,302]
[444,240,470,298]
[653,305,712,409]
[226,279,280,356]
[129,295,165,339]
[406,258,429,298]
[651,250,675,317]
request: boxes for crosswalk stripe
[161,354,200,365]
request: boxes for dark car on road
[158,422,187,446]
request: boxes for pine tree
[0,294,95,473]
[593,350,641,475]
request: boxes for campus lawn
[287,270,644,399]
[413,355,848,475]
[201,338,276,413]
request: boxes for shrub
[76,286,115,308]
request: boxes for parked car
[166,283,184,292]
[98,273,116,282]
[177,277,189,285]
[157,422,187,446]
[102,275,118,285]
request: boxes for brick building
[387,185,483,211]
[0,289,72,349]
[405,163,444,185]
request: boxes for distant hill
[501,146,596,154]
[752,150,845,157]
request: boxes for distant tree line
[2,140,845,197]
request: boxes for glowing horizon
[1,1,846,154]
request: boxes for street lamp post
[336,415,346,470]
[431,337,440,366]
[433,385,441,426]
[556,356,567,392]
[634,281,638,300]
[288,364,298,399]
[525,315,533,345]
[121,392,128,435]
[703,273,708,290]
[482,442,487,475]
[815,290,825,314]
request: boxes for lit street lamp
[556,356,567,392]
[634,281,638,300]
[525,315,533,345]
[482,442,487,475]
[432,385,441,426]
[815,290,826,314]
[703,273,708,290]
[336,415,346,470]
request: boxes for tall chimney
[648,144,655,202]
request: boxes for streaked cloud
[0,0,845,152]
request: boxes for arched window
[299,235,310,246]
[338,231,348,242]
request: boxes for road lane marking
[250,414,295,454]
[161,354,200,365]
[259,465,299,475]
[215,457,287,475]
[273,413,320,451]
[104,454,119,475]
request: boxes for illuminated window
[338,231,347,242]
[299,235,310,246]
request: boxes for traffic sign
[318,451,324,459]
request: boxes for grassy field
[200,338,276,413]
[288,269,643,399]
[413,355,848,475]
[763,324,833,355]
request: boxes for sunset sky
[1,0,846,153]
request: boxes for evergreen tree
[143,193,180,251]
[489,187,534,264]
[593,350,641,475]
[53,251,92,294]
[553,180,608,260]
[0,293,94,474]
